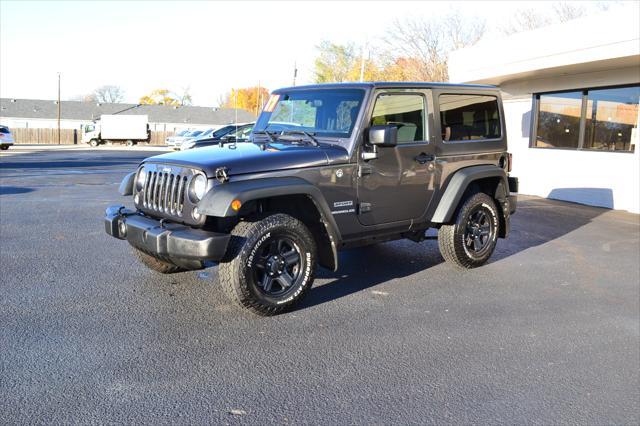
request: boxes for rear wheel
[219,214,317,315]
[438,192,499,268]
[126,140,134,147]
[133,247,185,274]
[0,145,8,150]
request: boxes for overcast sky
[0,1,632,106]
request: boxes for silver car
[0,125,14,150]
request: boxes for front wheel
[89,139,99,147]
[438,192,499,268]
[219,214,317,316]
[0,145,9,150]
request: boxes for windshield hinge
[359,202,372,213]
[358,165,373,177]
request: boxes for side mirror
[369,125,398,147]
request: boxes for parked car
[105,82,518,316]
[178,127,217,148]
[166,129,204,149]
[180,124,254,150]
[165,129,190,146]
[0,125,15,150]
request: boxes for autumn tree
[139,89,180,106]
[221,86,270,114]
[94,85,125,103]
[313,13,484,84]
[313,41,359,83]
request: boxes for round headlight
[135,170,146,190]
[190,174,207,201]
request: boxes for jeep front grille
[142,170,188,216]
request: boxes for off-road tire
[89,139,99,147]
[133,247,185,274]
[219,214,317,316]
[438,192,499,268]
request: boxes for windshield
[176,129,190,136]
[198,128,214,138]
[187,130,203,137]
[211,125,237,138]
[254,89,365,139]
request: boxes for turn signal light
[231,199,242,211]
[508,153,513,172]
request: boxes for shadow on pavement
[0,159,140,170]
[0,186,34,195]
[302,195,608,309]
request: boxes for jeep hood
[143,142,350,176]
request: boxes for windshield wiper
[251,130,276,143]
[281,130,319,146]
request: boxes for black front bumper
[104,205,230,267]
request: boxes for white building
[449,6,640,213]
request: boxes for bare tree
[553,2,587,22]
[93,85,125,103]
[178,86,193,106]
[501,8,552,35]
[502,1,600,36]
[382,14,486,82]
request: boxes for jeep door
[356,90,436,226]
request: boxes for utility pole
[255,81,261,115]
[292,61,297,87]
[359,55,365,82]
[57,72,61,144]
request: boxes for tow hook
[105,205,136,239]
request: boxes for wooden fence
[10,128,173,146]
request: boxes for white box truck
[82,115,150,147]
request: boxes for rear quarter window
[439,94,501,142]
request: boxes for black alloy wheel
[463,207,494,257]
[438,191,500,268]
[218,213,317,315]
[252,236,302,296]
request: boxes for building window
[535,91,582,149]
[532,85,639,153]
[439,94,501,142]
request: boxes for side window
[439,95,501,141]
[371,94,425,143]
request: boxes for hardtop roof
[274,82,498,92]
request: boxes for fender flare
[197,177,341,270]
[431,165,508,223]
[119,172,135,196]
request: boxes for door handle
[414,153,434,164]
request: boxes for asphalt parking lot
[1,147,639,424]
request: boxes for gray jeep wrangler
[105,83,518,315]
